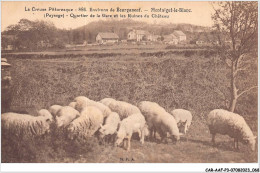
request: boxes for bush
[1,125,101,163]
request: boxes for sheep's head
[115,126,125,147]
[69,102,77,109]
[247,136,257,151]
[177,121,187,133]
[55,116,66,128]
[99,124,108,138]
[74,96,89,112]
[55,107,80,128]
[143,124,150,137]
[171,134,180,143]
[38,109,53,123]
[115,133,124,147]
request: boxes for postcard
[1,1,259,172]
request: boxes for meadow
[1,49,258,163]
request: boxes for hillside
[2,19,213,50]
[72,19,211,43]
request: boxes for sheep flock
[1,96,257,152]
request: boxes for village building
[128,30,150,42]
[96,32,119,44]
[163,34,179,44]
[147,34,161,42]
[194,32,220,46]
[173,30,186,42]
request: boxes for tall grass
[1,124,100,163]
[2,51,257,162]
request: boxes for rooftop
[173,30,186,36]
[97,32,119,39]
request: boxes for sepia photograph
[1,0,259,171]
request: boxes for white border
[0,0,259,172]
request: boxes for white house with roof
[163,34,179,44]
[128,30,149,42]
[96,32,119,44]
[173,30,186,42]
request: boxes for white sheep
[138,101,180,142]
[48,105,62,118]
[99,112,121,141]
[115,113,146,151]
[100,98,141,120]
[1,109,52,137]
[55,106,80,128]
[68,102,77,109]
[38,109,54,122]
[67,106,104,139]
[207,109,256,151]
[74,96,112,118]
[171,109,192,134]
[99,98,116,106]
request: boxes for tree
[3,19,68,50]
[212,2,258,112]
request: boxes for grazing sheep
[115,113,147,151]
[138,101,180,142]
[143,123,150,138]
[48,105,62,118]
[39,109,54,122]
[100,98,141,120]
[74,96,112,118]
[207,109,256,151]
[67,106,104,139]
[1,109,52,137]
[68,102,77,109]
[99,98,116,106]
[171,109,192,134]
[99,112,121,141]
[55,106,80,128]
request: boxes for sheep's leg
[184,122,188,134]
[159,131,167,143]
[112,134,116,144]
[123,139,127,149]
[233,138,239,150]
[153,128,157,140]
[140,128,145,145]
[137,129,141,139]
[236,138,239,150]
[149,128,154,141]
[127,135,132,151]
[211,133,216,145]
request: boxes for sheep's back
[68,106,104,138]
[1,112,50,137]
[108,100,140,119]
[207,109,254,140]
[120,113,146,134]
[171,109,192,124]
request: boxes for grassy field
[3,44,210,56]
[1,50,258,163]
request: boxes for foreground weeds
[1,126,100,163]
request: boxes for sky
[1,1,215,31]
